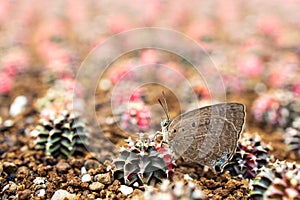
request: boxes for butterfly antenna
[162,91,170,120]
[158,91,170,121]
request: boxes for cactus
[144,179,206,200]
[252,90,300,129]
[284,127,300,157]
[34,110,87,158]
[113,137,174,187]
[224,133,272,179]
[250,160,300,199]
[120,101,151,132]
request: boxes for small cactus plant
[224,133,272,179]
[113,136,174,187]
[120,101,151,132]
[252,90,300,129]
[284,127,300,157]
[250,160,300,199]
[252,94,281,127]
[34,110,87,158]
[144,179,206,200]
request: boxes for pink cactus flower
[141,50,158,64]
[121,101,151,132]
[109,65,135,86]
[237,55,264,77]
[157,62,185,83]
[257,14,282,39]
[252,95,280,124]
[108,15,132,34]
[0,73,13,94]
[222,74,245,94]
[293,84,300,97]
[129,88,144,102]
[268,63,297,88]
[193,86,211,100]
[2,48,29,77]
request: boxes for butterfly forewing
[167,103,246,170]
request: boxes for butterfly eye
[161,119,169,127]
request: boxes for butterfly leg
[151,131,162,141]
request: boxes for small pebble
[184,174,193,180]
[84,159,101,170]
[51,189,76,200]
[35,189,46,197]
[9,96,27,117]
[119,185,133,195]
[99,78,111,91]
[3,162,17,174]
[20,145,28,152]
[89,182,105,191]
[2,181,17,193]
[81,174,92,182]
[16,166,29,179]
[3,119,14,127]
[81,167,87,175]
[94,173,113,185]
[43,157,57,166]
[56,162,71,173]
[33,177,47,185]
[30,129,40,137]
[192,189,206,199]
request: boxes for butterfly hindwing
[167,103,246,170]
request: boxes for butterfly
[157,92,246,171]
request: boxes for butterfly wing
[167,103,246,170]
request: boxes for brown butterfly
[158,93,246,171]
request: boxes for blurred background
[1,1,300,199]
[1,0,300,140]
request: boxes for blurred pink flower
[257,14,282,39]
[62,77,83,98]
[65,0,88,24]
[109,65,135,86]
[216,0,240,23]
[141,49,158,64]
[141,0,161,25]
[121,101,151,132]
[222,74,245,94]
[185,19,217,51]
[129,88,144,102]
[108,15,132,34]
[2,48,29,77]
[0,73,13,94]
[112,85,145,106]
[268,63,297,88]
[292,84,300,97]
[0,0,12,24]
[252,95,280,124]
[193,86,211,100]
[33,19,66,44]
[237,55,264,77]
[186,19,216,41]
[157,62,186,83]
[38,43,72,75]
[240,38,264,53]
[33,19,67,63]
